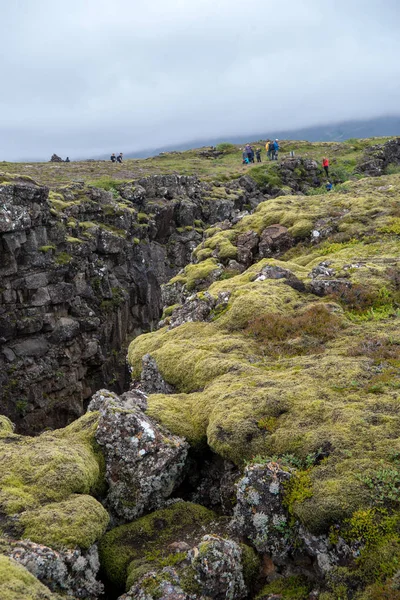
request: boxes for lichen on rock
[91,389,189,522]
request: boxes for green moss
[256,575,311,599]
[170,258,221,291]
[38,245,55,253]
[98,501,217,589]
[55,252,72,265]
[48,191,77,212]
[287,218,313,239]
[0,555,58,599]
[161,304,181,319]
[66,236,83,243]
[379,217,400,235]
[194,230,237,262]
[19,494,109,550]
[283,470,314,518]
[0,415,14,433]
[240,543,261,588]
[0,411,104,545]
[137,212,149,223]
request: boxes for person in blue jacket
[273,139,279,160]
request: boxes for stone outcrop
[356,137,400,176]
[5,539,103,599]
[232,462,295,564]
[0,174,262,432]
[90,389,189,522]
[278,157,322,192]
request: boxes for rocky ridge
[0,172,263,433]
[1,138,400,600]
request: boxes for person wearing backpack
[267,141,274,161]
[256,148,262,163]
[273,139,279,160]
[322,157,329,177]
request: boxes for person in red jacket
[322,157,329,177]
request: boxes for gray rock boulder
[119,568,191,600]
[232,462,295,564]
[191,535,247,600]
[91,389,189,522]
[237,231,259,266]
[6,539,103,599]
[141,354,176,394]
[259,224,294,258]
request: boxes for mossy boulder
[98,501,221,590]
[0,411,108,549]
[0,555,59,600]
[18,494,109,551]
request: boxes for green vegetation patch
[98,501,218,590]
[0,412,106,549]
[19,494,109,550]
[0,555,58,600]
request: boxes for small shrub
[245,304,342,356]
[216,142,236,153]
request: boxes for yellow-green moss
[256,575,311,599]
[0,411,104,548]
[0,415,14,434]
[0,555,58,600]
[19,494,109,550]
[127,173,400,539]
[170,259,221,291]
[98,501,217,590]
[194,230,237,262]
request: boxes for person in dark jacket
[65,157,70,162]
[110,153,116,162]
[117,153,123,163]
[245,144,253,163]
[267,141,274,161]
[256,149,262,163]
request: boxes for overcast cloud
[1,0,400,160]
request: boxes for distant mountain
[122,115,400,159]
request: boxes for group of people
[110,153,123,163]
[266,139,280,161]
[242,144,262,164]
[242,140,280,165]
[242,142,333,192]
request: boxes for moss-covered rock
[19,494,109,550]
[0,411,108,549]
[98,501,221,590]
[128,173,400,597]
[0,555,59,600]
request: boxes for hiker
[242,150,249,165]
[245,144,253,163]
[110,153,116,163]
[256,148,262,163]
[267,141,274,161]
[273,139,279,160]
[322,157,329,177]
[117,153,123,163]
[326,181,333,192]
[65,157,70,163]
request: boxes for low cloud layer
[2,0,400,160]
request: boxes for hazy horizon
[2,0,400,161]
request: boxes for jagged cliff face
[0,173,263,433]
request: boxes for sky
[2,0,400,161]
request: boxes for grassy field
[0,137,393,189]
